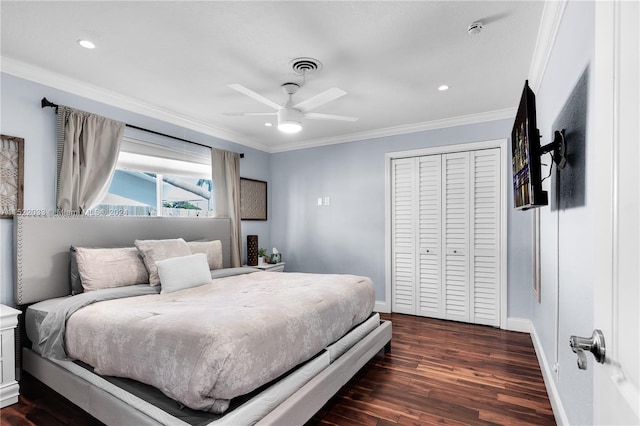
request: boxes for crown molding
[528,0,568,92]
[0,57,271,152]
[270,108,516,153]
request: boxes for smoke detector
[468,21,483,35]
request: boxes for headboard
[14,215,232,305]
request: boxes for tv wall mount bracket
[539,129,567,169]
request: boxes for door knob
[569,329,606,370]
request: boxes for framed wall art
[0,134,24,218]
[240,178,267,220]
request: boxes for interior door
[391,158,417,315]
[469,148,501,327]
[417,155,442,318]
[592,1,640,423]
[442,152,470,322]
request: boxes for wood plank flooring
[307,314,555,426]
[1,313,555,426]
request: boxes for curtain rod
[40,97,244,158]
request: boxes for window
[96,132,213,217]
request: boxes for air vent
[290,57,323,75]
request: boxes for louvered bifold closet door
[442,152,470,322]
[417,155,442,318]
[391,158,417,314]
[470,149,500,326]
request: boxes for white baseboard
[506,317,532,333]
[374,301,390,314]
[529,323,569,426]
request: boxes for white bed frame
[14,215,392,425]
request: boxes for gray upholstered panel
[14,215,231,305]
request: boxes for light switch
[317,197,323,206]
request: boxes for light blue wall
[533,1,595,424]
[270,120,534,319]
[0,73,271,306]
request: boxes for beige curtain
[212,148,242,267]
[56,106,125,213]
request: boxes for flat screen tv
[511,80,548,210]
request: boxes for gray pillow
[135,238,191,286]
[188,240,223,270]
[69,246,83,295]
[156,253,211,294]
[75,246,149,292]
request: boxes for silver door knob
[569,329,606,370]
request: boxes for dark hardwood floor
[1,313,555,426]
[307,314,555,425]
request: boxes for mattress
[26,299,381,425]
[28,270,376,416]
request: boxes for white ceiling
[0,1,545,153]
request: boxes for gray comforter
[44,271,374,413]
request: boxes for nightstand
[253,262,286,272]
[0,304,21,408]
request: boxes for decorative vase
[247,235,258,266]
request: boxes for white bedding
[61,271,375,413]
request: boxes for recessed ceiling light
[438,85,450,91]
[264,122,273,127]
[78,39,96,49]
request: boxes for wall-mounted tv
[511,80,548,210]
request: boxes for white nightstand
[0,304,21,408]
[253,262,286,272]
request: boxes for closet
[391,147,501,327]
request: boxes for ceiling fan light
[278,122,302,133]
[277,108,303,133]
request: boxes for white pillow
[156,253,211,294]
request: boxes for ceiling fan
[224,82,358,133]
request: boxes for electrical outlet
[324,196,331,206]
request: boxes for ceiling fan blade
[222,112,276,116]
[293,88,347,112]
[304,112,359,122]
[227,84,281,110]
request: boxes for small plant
[258,248,267,257]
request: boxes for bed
[14,215,392,425]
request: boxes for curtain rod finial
[41,97,58,111]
